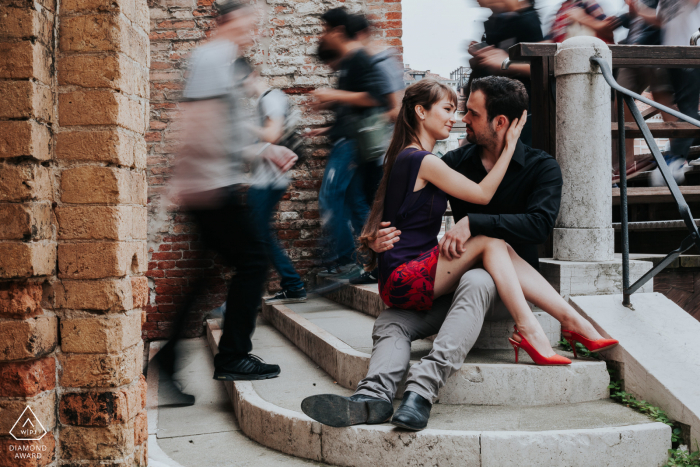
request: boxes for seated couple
[301,76,619,431]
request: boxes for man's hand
[369,222,401,253]
[311,88,339,104]
[470,46,508,74]
[305,127,330,138]
[261,144,297,173]
[439,216,472,260]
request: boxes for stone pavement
[147,338,328,467]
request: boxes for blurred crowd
[155,0,698,393]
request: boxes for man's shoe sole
[264,297,307,305]
[213,369,281,381]
[300,394,393,427]
[390,418,427,431]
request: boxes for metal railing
[591,56,700,306]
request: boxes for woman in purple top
[358,79,617,366]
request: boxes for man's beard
[466,123,498,148]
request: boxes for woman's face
[419,96,457,141]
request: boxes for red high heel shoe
[508,326,571,366]
[561,330,618,358]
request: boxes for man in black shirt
[301,77,562,431]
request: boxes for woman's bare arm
[418,111,527,205]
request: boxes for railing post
[553,37,614,262]
[617,94,631,306]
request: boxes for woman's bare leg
[434,236,557,358]
[505,245,604,341]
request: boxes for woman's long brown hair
[358,79,458,271]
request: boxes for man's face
[218,8,256,47]
[462,90,499,147]
[321,23,344,52]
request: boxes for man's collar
[512,140,526,167]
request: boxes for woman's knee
[482,237,507,254]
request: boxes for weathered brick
[60,309,141,354]
[62,0,149,31]
[51,278,133,311]
[58,53,148,99]
[58,340,142,388]
[0,120,51,160]
[0,42,52,85]
[0,282,43,318]
[134,436,147,467]
[133,410,147,445]
[0,431,56,467]
[0,390,56,436]
[0,5,54,45]
[0,315,57,360]
[58,241,147,279]
[59,14,148,65]
[0,202,52,241]
[0,80,53,122]
[0,242,56,279]
[131,276,148,308]
[0,162,52,202]
[138,374,146,408]
[0,356,55,397]
[59,419,134,460]
[60,166,146,205]
[56,206,146,240]
[56,129,146,168]
[58,90,145,133]
[60,379,143,426]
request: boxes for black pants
[161,189,268,371]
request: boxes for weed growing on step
[557,338,600,359]
[608,371,700,466]
[666,446,700,466]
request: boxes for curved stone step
[206,319,670,467]
[316,277,561,349]
[261,297,611,407]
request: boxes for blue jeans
[248,186,305,291]
[319,139,369,263]
[669,68,700,160]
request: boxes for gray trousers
[354,268,509,403]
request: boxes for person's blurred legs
[248,187,305,294]
[319,139,360,266]
[669,68,700,161]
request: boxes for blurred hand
[305,127,329,138]
[439,216,471,260]
[625,0,638,17]
[470,46,508,74]
[369,222,401,253]
[262,144,297,173]
[311,88,338,104]
[595,16,619,36]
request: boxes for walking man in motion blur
[154,0,298,405]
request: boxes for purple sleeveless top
[378,149,448,286]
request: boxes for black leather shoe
[301,393,393,427]
[213,354,280,381]
[391,391,431,431]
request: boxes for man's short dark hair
[321,8,354,38]
[346,14,370,37]
[214,0,245,17]
[470,76,529,123]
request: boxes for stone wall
[0,0,149,462]
[144,0,403,340]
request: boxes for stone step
[206,319,671,467]
[261,296,611,407]
[315,277,561,350]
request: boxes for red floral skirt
[379,246,440,311]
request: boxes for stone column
[553,37,614,262]
[54,0,150,464]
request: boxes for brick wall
[145,0,403,340]
[0,0,149,462]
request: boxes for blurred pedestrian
[468,0,544,145]
[547,0,622,43]
[626,0,700,184]
[308,8,395,277]
[155,0,298,404]
[242,67,308,305]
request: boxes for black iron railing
[591,57,700,306]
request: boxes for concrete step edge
[261,302,613,407]
[205,319,671,467]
